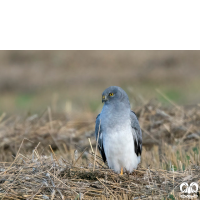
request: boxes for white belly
[103,127,139,173]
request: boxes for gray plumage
[95,86,142,173]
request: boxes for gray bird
[95,86,142,174]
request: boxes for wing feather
[130,111,142,156]
[95,114,106,162]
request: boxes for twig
[49,145,61,167]
[96,177,116,198]
[47,170,78,195]
[73,147,88,166]
[93,119,101,171]
[88,138,94,154]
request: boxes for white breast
[102,122,139,173]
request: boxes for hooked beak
[102,95,107,103]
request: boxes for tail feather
[137,156,141,164]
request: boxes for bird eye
[109,93,114,96]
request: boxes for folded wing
[95,114,106,162]
[130,111,142,157]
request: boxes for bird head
[102,86,130,106]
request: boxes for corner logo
[180,182,198,198]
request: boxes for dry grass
[0,100,200,199]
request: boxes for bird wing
[130,111,142,156]
[95,114,106,162]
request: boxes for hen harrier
[95,86,142,174]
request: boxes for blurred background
[0,50,200,116]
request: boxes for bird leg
[120,167,123,175]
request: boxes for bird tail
[137,156,141,164]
